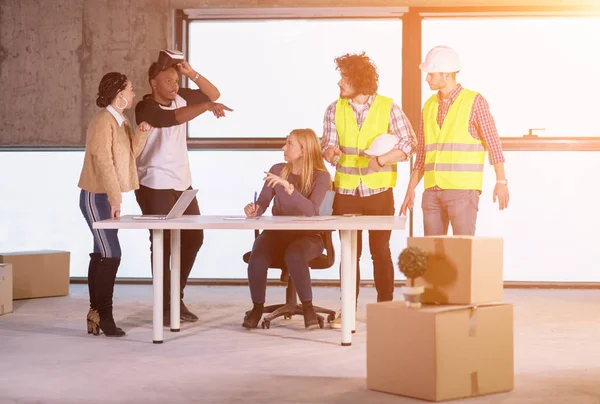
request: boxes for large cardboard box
[0,264,13,315]
[408,236,504,304]
[367,301,514,402]
[0,250,70,300]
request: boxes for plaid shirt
[414,85,505,178]
[321,94,417,197]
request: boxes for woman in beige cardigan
[78,72,152,337]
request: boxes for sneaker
[180,301,199,322]
[329,311,357,330]
[330,312,342,329]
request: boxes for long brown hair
[280,129,331,195]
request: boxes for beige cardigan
[78,109,150,206]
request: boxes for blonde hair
[280,128,331,195]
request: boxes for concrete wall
[0,0,595,146]
[0,0,169,146]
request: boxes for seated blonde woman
[242,129,331,330]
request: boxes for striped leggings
[79,189,121,259]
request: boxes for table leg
[152,229,164,344]
[170,229,181,332]
[340,229,353,346]
[350,230,358,334]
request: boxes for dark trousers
[332,189,395,302]
[247,230,324,304]
[134,185,204,306]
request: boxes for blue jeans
[79,190,121,259]
[422,189,479,236]
[247,230,324,304]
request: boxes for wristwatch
[496,179,508,185]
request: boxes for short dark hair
[334,52,379,96]
[148,62,177,82]
[96,72,128,108]
[148,62,162,81]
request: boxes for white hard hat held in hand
[420,46,461,73]
[364,134,397,157]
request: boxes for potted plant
[398,246,428,308]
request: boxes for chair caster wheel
[318,317,324,329]
[327,313,336,323]
[262,320,270,329]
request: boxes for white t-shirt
[136,94,191,190]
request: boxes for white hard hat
[419,46,461,73]
[364,134,397,157]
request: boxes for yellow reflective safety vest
[334,95,396,191]
[423,89,485,190]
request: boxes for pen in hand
[244,191,259,218]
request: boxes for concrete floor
[1,285,599,404]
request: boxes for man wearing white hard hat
[399,45,509,236]
[322,52,417,328]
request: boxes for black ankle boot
[302,301,319,329]
[87,254,124,335]
[87,253,101,334]
[95,257,126,337]
[242,303,264,329]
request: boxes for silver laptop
[132,189,198,220]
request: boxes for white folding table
[94,215,406,346]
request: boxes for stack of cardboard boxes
[367,236,513,402]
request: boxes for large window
[187,18,403,139]
[406,15,600,282]
[422,17,600,137]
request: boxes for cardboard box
[407,236,504,304]
[367,301,514,402]
[0,264,13,315]
[0,250,70,300]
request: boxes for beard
[339,88,358,99]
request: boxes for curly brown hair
[334,52,379,96]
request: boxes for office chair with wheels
[242,190,337,329]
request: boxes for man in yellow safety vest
[399,45,510,235]
[322,52,417,328]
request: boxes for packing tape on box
[471,372,480,395]
[468,307,480,395]
[468,306,478,337]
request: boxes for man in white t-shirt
[135,51,232,325]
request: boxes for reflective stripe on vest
[334,94,396,191]
[337,164,395,175]
[423,89,486,190]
